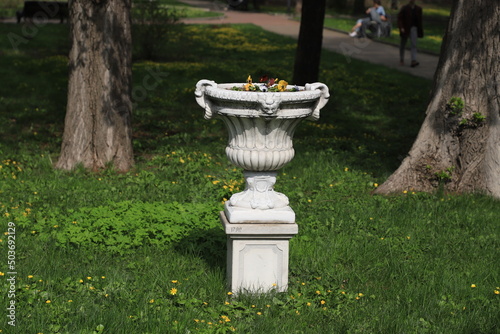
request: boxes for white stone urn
[195,80,329,223]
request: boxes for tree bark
[375,0,500,198]
[292,0,326,86]
[56,0,134,172]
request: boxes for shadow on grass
[174,226,227,269]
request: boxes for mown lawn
[0,19,498,334]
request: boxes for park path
[180,0,439,80]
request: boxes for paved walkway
[180,0,438,80]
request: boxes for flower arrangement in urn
[195,77,330,223]
[231,75,300,92]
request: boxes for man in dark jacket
[398,0,423,67]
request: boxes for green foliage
[447,96,465,115]
[434,166,454,182]
[20,201,221,254]
[472,112,486,123]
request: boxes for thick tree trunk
[375,0,500,198]
[292,0,326,86]
[56,0,134,172]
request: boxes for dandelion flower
[471,284,476,288]
[170,288,178,295]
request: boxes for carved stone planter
[195,80,330,223]
[195,79,329,293]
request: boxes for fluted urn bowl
[195,80,329,223]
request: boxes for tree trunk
[292,0,326,86]
[375,0,500,198]
[56,0,134,172]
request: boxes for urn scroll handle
[195,80,217,120]
[305,82,330,121]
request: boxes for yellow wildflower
[170,288,178,295]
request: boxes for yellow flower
[320,300,326,305]
[45,300,51,304]
[149,299,155,303]
[494,290,499,295]
[171,280,178,283]
[246,75,252,84]
[28,275,33,279]
[68,300,73,303]
[170,288,178,295]
[227,291,233,295]
[277,80,288,91]
[470,284,476,288]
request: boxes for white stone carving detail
[195,80,330,221]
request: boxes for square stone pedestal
[220,212,298,294]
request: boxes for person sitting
[349,0,388,38]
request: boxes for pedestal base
[224,203,295,224]
[220,212,298,294]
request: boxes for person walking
[398,0,423,67]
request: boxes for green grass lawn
[0,20,498,334]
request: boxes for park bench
[360,14,392,39]
[16,1,68,24]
